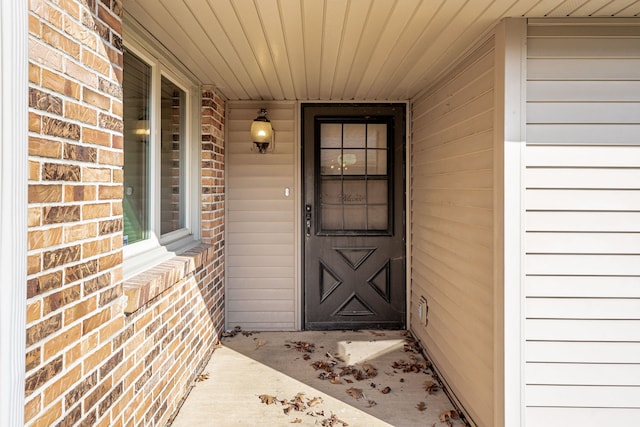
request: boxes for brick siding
[26,1,225,425]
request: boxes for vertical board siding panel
[411,39,496,427]
[227,101,297,330]
[525,20,640,422]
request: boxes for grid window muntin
[316,118,393,235]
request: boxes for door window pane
[320,123,342,148]
[160,77,185,235]
[367,124,387,148]
[343,124,366,148]
[123,52,151,245]
[317,120,391,233]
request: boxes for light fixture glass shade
[134,119,150,136]
[250,120,272,143]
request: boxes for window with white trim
[122,27,200,277]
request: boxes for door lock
[305,204,312,237]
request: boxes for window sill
[122,243,213,315]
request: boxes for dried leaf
[330,376,342,385]
[291,419,302,424]
[321,413,349,427]
[259,394,276,405]
[196,372,209,382]
[221,326,242,338]
[370,331,386,337]
[366,399,377,407]
[312,360,337,372]
[344,378,353,383]
[255,339,267,349]
[381,386,391,394]
[391,357,429,374]
[416,402,427,412]
[242,331,254,336]
[439,410,460,422]
[286,340,316,353]
[303,354,311,361]
[424,380,439,394]
[362,362,378,378]
[346,387,363,400]
[308,397,323,407]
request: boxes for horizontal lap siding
[226,102,297,330]
[525,19,640,424]
[411,38,496,427]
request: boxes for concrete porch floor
[170,330,465,426]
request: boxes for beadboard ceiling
[125,0,640,101]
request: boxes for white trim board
[0,1,28,426]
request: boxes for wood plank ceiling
[124,0,640,101]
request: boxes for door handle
[305,204,312,237]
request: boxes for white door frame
[0,1,28,426]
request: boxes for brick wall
[26,0,226,425]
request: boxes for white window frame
[122,17,201,279]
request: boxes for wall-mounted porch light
[134,119,150,136]
[251,108,274,153]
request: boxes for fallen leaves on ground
[259,393,349,426]
[380,386,391,394]
[366,399,377,407]
[370,331,386,337]
[391,355,430,374]
[308,397,323,407]
[221,326,242,338]
[259,394,276,405]
[312,360,337,372]
[424,380,439,394]
[312,356,378,384]
[242,331,254,337]
[440,409,460,426]
[346,387,364,400]
[416,402,427,411]
[321,413,349,426]
[254,339,267,349]
[402,331,422,352]
[285,340,316,353]
[195,372,209,382]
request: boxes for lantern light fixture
[250,108,274,153]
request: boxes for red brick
[83,307,111,335]
[28,227,63,250]
[29,184,62,203]
[43,323,82,360]
[65,100,97,125]
[31,400,62,427]
[29,136,62,158]
[64,297,98,326]
[83,86,111,111]
[42,68,80,99]
[42,24,80,59]
[83,127,110,146]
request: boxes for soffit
[124,0,640,101]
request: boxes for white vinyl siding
[524,19,640,425]
[411,37,496,427]
[226,101,298,330]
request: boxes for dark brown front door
[303,103,406,330]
